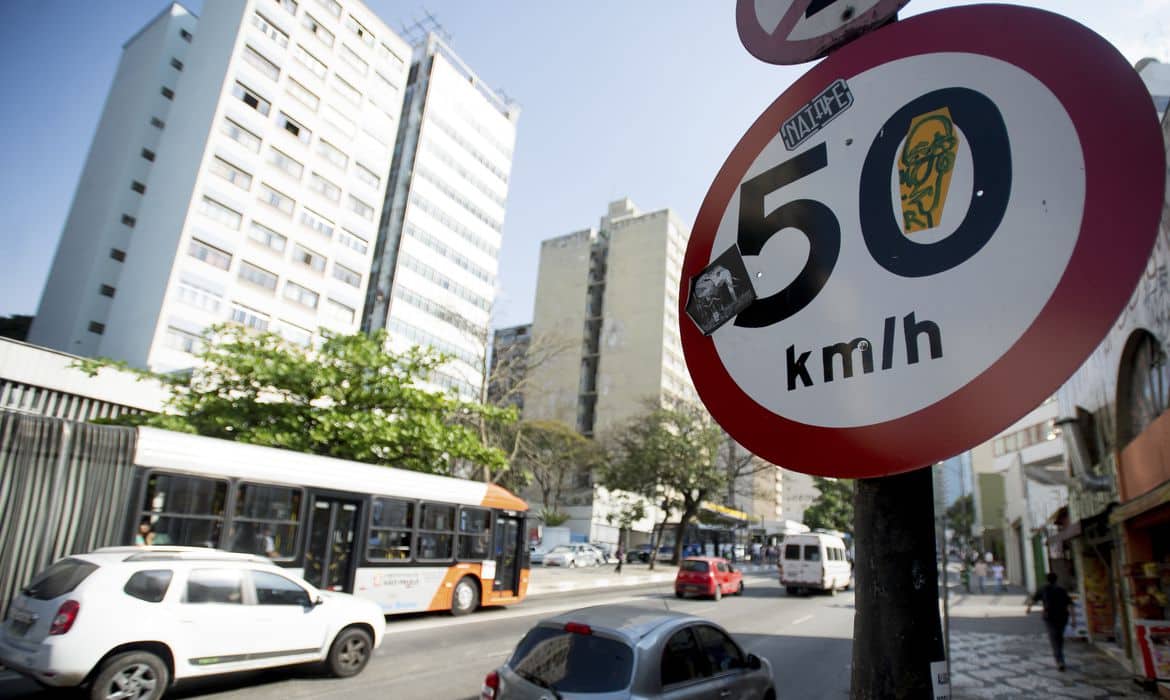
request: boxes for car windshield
[22,558,99,600]
[510,627,634,693]
[680,560,710,573]
[550,545,573,553]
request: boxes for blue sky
[1,1,1166,330]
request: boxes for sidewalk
[945,587,1154,699]
[525,561,777,597]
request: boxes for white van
[779,532,852,594]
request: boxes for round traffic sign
[681,5,1165,478]
[736,0,909,65]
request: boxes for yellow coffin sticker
[899,106,960,234]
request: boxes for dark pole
[851,466,946,698]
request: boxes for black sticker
[685,245,758,336]
[781,78,854,151]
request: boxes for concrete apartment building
[362,34,519,399]
[29,1,410,371]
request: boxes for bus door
[492,514,522,593]
[304,494,361,592]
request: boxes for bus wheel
[451,577,479,616]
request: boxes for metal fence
[0,411,136,615]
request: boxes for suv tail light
[481,670,499,699]
[49,600,79,635]
[564,622,592,635]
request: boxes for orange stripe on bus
[481,483,528,511]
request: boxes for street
[0,571,855,700]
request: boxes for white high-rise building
[30,1,410,371]
[362,34,519,398]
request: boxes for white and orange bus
[122,427,529,616]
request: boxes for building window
[332,263,361,288]
[258,183,295,215]
[160,86,175,100]
[339,44,368,76]
[347,195,374,220]
[242,45,280,82]
[274,0,298,16]
[292,44,328,80]
[344,15,374,47]
[1119,330,1170,446]
[317,140,348,170]
[209,157,252,190]
[170,57,184,71]
[248,221,287,252]
[141,148,156,162]
[286,79,319,111]
[233,81,271,116]
[110,248,126,262]
[88,321,105,335]
[332,74,362,107]
[176,280,223,312]
[180,28,193,42]
[302,13,334,47]
[338,229,368,254]
[283,280,319,309]
[268,148,304,179]
[316,0,342,17]
[230,304,269,331]
[222,118,261,153]
[188,239,232,270]
[99,284,116,298]
[324,104,356,137]
[354,163,380,189]
[199,196,243,230]
[300,208,335,239]
[165,326,201,353]
[278,322,313,347]
[279,113,311,144]
[250,11,289,49]
[150,116,165,129]
[131,181,146,194]
[292,244,326,273]
[308,172,340,202]
[239,261,278,291]
[378,42,405,68]
[324,298,355,326]
[122,214,137,227]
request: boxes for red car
[673,556,744,600]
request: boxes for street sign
[736,0,909,65]
[681,5,1165,478]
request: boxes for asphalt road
[0,573,854,699]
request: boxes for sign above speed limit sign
[681,5,1165,478]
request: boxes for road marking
[792,614,814,626]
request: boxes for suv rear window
[22,558,98,600]
[510,627,634,693]
[680,560,710,573]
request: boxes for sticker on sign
[681,5,1164,478]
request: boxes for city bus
[124,426,530,616]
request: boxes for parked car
[656,545,674,562]
[588,543,614,563]
[674,557,744,601]
[529,545,550,565]
[482,604,774,699]
[779,532,853,595]
[541,544,602,568]
[0,547,385,700]
[626,544,655,563]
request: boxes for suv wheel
[327,627,373,678]
[451,576,480,616]
[90,650,168,700]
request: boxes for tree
[945,493,976,555]
[512,420,601,525]
[76,324,507,476]
[803,477,854,534]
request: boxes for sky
[1,0,1167,331]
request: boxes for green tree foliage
[946,493,975,550]
[599,404,728,568]
[510,419,602,525]
[76,325,508,476]
[803,477,854,535]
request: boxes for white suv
[0,547,385,700]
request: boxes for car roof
[541,605,698,642]
[73,546,276,567]
[681,556,726,562]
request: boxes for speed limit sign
[681,5,1165,478]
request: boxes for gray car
[482,605,775,699]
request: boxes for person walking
[615,544,624,575]
[991,561,1006,593]
[1027,572,1074,670]
[973,559,988,593]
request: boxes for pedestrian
[991,561,1006,593]
[135,519,155,546]
[615,544,624,575]
[973,559,988,593]
[1027,572,1074,670]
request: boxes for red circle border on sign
[681,5,1166,478]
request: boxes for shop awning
[1109,478,1170,525]
[701,502,752,522]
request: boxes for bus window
[457,507,491,560]
[418,503,455,561]
[228,483,301,560]
[140,472,227,548]
[369,497,414,561]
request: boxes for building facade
[489,323,531,410]
[362,33,518,399]
[30,1,411,372]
